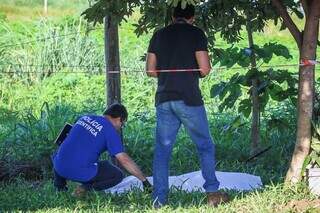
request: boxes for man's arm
[146,53,158,78]
[195,51,211,77]
[115,152,147,181]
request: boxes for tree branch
[271,0,303,49]
[300,0,309,17]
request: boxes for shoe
[56,186,68,192]
[72,185,87,198]
[207,191,230,207]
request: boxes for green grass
[0,0,88,21]
[0,180,317,212]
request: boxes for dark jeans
[54,160,124,191]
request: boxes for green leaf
[238,99,251,118]
[230,115,242,129]
[315,158,320,167]
[224,115,244,132]
[292,8,304,19]
[290,97,298,106]
[280,21,287,31]
[219,84,229,100]
[312,120,320,137]
[309,152,319,167]
[268,83,283,101]
[301,155,312,175]
[272,44,292,59]
[259,92,269,111]
[181,0,187,9]
[223,86,242,109]
[237,55,250,67]
[210,83,226,98]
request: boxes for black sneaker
[55,186,68,192]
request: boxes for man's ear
[113,117,121,123]
[188,16,195,24]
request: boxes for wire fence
[0,23,307,52]
[0,30,305,52]
[0,21,318,79]
[0,62,319,75]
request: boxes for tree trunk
[104,16,121,106]
[104,16,122,167]
[246,20,260,154]
[285,1,320,183]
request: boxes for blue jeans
[152,101,220,205]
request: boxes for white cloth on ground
[105,170,262,194]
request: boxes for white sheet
[105,170,262,194]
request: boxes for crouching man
[52,103,151,197]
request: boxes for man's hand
[115,152,147,182]
[195,51,211,77]
[142,179,152,193]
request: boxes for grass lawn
[0,180,318,212]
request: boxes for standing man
[146,3,229,207]
[53,103,152,197]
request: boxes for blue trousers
[152,101,220,205]
[54,160,124,191]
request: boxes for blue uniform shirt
[53,115,124,182]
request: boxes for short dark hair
[103,103,128,122]
[173,2,195,19]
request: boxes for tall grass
[0,17,105,83]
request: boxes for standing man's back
[146,2,229,208]
[148,18,208,106]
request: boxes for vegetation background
[0,0,319,212]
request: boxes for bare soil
[281,199,320,212]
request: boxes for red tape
[300,59,319,66]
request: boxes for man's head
[173,2,195,22]
[103,103,128,130]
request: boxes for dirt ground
[280,199,320,212]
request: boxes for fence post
[44,0,48,16]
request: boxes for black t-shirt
[148,21,208,106]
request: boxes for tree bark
[271,0,303,50]
[104,16,121,106]
[300,0,310,17]
[104,16,122,168]
[246,20,260,154]
[285,0,320,183]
